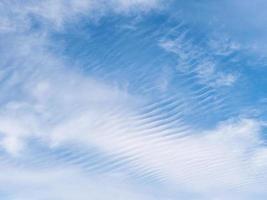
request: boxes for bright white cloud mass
[0,0,267,200]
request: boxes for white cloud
[159,32,237,88]
[49,112,267,197]
[0,28,137,155]
[0,1,266,199]
[208,35,240,56]
[1,68,266,197]
[0,165,157,200]
[0,29,263,198]
[215,73,237,87]
[0,0,164,32]
[0,65,135,154]
[0,27,264,200]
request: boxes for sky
[0,0,267,199]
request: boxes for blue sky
[0,0,267,199]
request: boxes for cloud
[0,165,157,200]
[0,0,164,32]
[0,28,263,199]
[0,61,134,155]
[1,58,266,198]
[0,1,267,199]
[49,108,267,197]
[0,27,137,155]
[0,39,259,196]
[159,32,237,88]
[0,0,164,156]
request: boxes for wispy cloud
[159,30,238,88]
[0,0,164,32]
[0,0,267,200]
